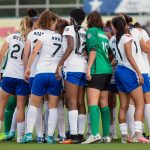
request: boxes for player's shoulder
[109,36,116,45]
[64,25,74,32]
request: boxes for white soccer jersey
[63,25,87,73]
[27,29,45,77]
[130,28,148,74]
[140,29,150,73]
[3,33,25,79]
[109,34,135,71]
[36,30,63,74]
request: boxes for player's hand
[55,65,62,80]
[24,68,31,82]
[86,68,92,81]
[138,74,144,85]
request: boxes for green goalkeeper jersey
[86,27,112,74]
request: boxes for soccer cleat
[81,134,101,144]
[121,134,132,144]
[132,135,150,143]
[110,133,118,140]
[36,137,44,143]
[47,136,56,144]
[0,133,7,141]
[60,135,79,144]
[21,133,32,143]
[5,131,15,141]
[102,136,112,143]
[78,134,84,143]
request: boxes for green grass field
[1,140,150,150]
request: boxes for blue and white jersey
[130,28,148,74]
[3,33,25,79]
[63,25,87,73]
[27,29,45,77]
[36,30,63,74]
[109,34,135,71]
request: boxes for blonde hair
[20,16,32,40]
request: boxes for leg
[77,86,86,138]
[143,92,150,137]
[0,89,11,129]
[47,94,59,143]
[126,99,135,137]
[65,80,78,136]
[16,96,26,142]
[99,91,111,139]
[118,91,129,136]
[26,94,42,134]
[4,95,16,134]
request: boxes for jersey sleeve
[123,34,133,44]
[5,34,12,43]
[86,29,98,52]
[63,26,74,37]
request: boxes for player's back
[3,33,25,79]
[36,30,63,74]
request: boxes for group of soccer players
[0,8,150,144]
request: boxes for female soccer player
[121,14,150,141]
[55,9,87,144]
[0,16,32,142]
[22,10,62,144]
[110,16,149,143]
[82,11,112,144]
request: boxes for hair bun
[27,9,38,18]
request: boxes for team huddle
[0,8,150,144]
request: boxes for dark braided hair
[70,9,85,53]
[112,16,128,44]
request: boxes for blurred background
[0,0,150,45]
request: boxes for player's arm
[139,39,150,53]
[55,35,73,79]
[57,35,74,66]
[0,41,9,68]
[23,39,31,70]
[86,50,96,81]
[25,40,42,79]
[124,40,144,85]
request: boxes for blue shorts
[64,72,87,87]
[29,77,34,89]
[142,74,150,93]
[115,65,139,93]
[1,77,30,96]
[32,73,62,96]
[108,83,118,93]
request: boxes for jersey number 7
[51,43,61,57]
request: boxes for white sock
[78,114,86,135]
[17,122,25,139]
[144,104,150,134]
[134,121,142,133]
[87,113,91,135]
[69,110,78,135]
[57,100,65,137]
[10,107,17,132]
[35,102,43,137]
[26,105,38,133]
[126,105,135,137]
[119,123,128,135]
[48,108,57,136]
[25,99,31,133]
[0,120,2,130]
[66,110,70,132]
[44,101,49,136]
